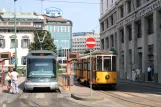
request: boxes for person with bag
[10,68,19,94]
[5,67,12,93]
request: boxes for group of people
[5,66,19,94]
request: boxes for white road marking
[127,92,148,98]
[36,93,45,98]
[57,94,63,98]
[19,94,29,99]
[113,92,133,98]
[2,104,6,107]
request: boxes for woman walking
[5,67,12,93]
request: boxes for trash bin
[68,75,74,86]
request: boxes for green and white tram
[24,50,58,91]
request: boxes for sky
[0,0,100,33]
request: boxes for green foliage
[57,70,63,73]
[28,30,57,52]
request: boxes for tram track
[98,90,161,107]
[20,89,89,107]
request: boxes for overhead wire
[36,0,114,5]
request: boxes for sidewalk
[58,78,104,101]
[118,79,161,89]
[0,77,26,104]
[58,79,126,107]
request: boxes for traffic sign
[86,37,96,48]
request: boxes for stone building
[99,0,161,83]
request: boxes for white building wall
[0,32,34,67]
[72,33,101,54]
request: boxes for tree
[29,30,57,52]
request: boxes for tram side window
[97,56,102,71]
[112,56,116,71]
[104,56,111,71]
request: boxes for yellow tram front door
[95,55,117,84]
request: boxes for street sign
[85,37,96,96]
[86,37,96,48]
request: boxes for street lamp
[14,0,17,71]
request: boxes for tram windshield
[27,59,56,78]
[104,56,111,71]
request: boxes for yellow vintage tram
[75,50,117,89]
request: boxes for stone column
[132,21,137,76]
[153,10,161,83]
[141,17,148,82]
[117,29,121,79]
[124,25,128,79]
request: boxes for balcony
[0,22,33,27]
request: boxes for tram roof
[80,50,116,58]
[27,50,57,59]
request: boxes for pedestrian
[147,66,152,81]
[10,68,19,94]
[5,66,12,93]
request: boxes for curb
[71,93,104,101]
[118,80,161,89]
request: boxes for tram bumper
[24,82,59,90]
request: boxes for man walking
[10,68,19,94]
[147,66,152,81]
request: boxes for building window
[128,25,132,41]
[101,39,104,49]
[63,60,66,63]
[101,22,104,32]
[127,0,131,13]
[147,15,154,35]
[136,20,142,38]
[110,15,114,26]
[106,18,109,28]
[120,29,124,43]
[10,39,18,48]
[0,39,5,48]
[21,39,30,48]
[107,0,108,8]
[106,37,109,48]
[111,35,114,47]
[136,0,141,8]
[120,5,124,18]
[21,56,26,65]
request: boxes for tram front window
[104,56,111,71]
[27,59,56,78]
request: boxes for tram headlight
[105,75,110,80]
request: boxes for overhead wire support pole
[14,0,17,71]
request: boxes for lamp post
[14,0,17,71]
